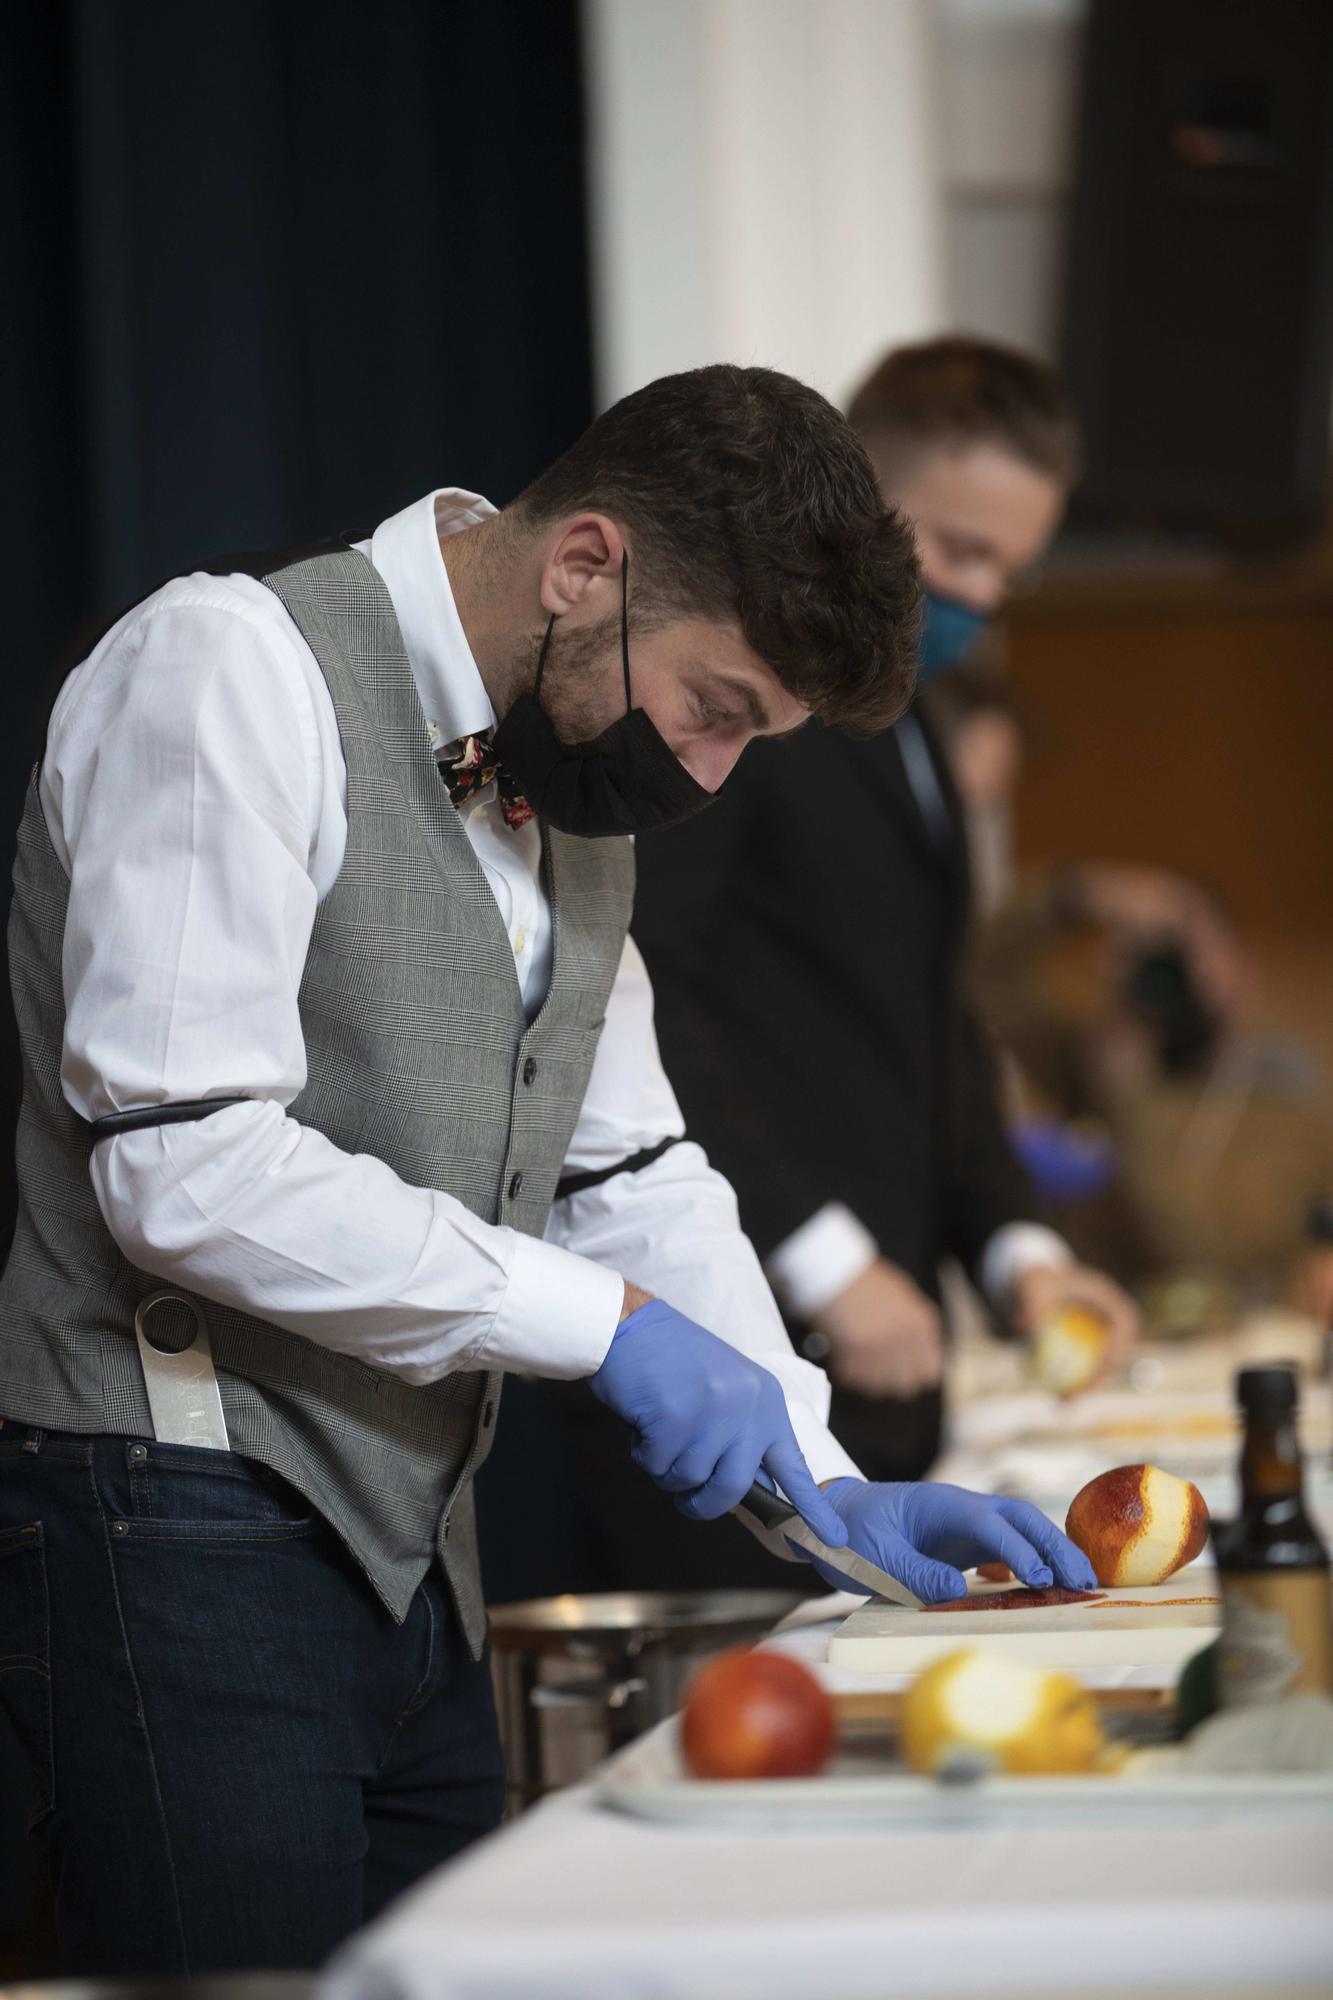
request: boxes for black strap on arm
[25,532,370,1182]
[92,1109,685,1179]
[554,1134,684,1201]
[89,1097,251,1142]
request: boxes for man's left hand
[1012,1262,1139,1393]
[804,1477,1099,1603]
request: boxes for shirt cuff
[484,1232,625,1379]
[980,1223,1074,1310]
[765,1203,879,1322]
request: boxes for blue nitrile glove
[806,1478,1100,1604]
[590,1298,848,1547]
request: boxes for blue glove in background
[806,1478,1100,1604]
[590,1298,848,1548]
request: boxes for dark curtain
[1,0,594,827]
[0,0,595,1231]
[1,1,594,1966]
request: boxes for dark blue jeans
[0,1419,504,1977]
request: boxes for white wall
[937,0,1083,358]
[583,0,948,411]
[583,0,1085,410]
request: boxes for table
[326,1798,1330,2000]
[324,1343,1333,2000]
[324,1593,1333,2000]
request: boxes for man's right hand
[589,1297,849,1544]
[809,1258,944,1399]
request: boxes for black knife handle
[738,1481,796,1532]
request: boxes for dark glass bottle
[1214,1366,1332,1708]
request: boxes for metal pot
[489,1589,803,1807]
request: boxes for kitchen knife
[738,1481,925,1611]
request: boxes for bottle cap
[1236,1365,1298,1412]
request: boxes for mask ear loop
[533,550,631,704]
[533,611,557,698]
[619,551,632,709]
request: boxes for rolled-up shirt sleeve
[52,585,622,1385]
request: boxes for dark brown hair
[513,364,920,735]
[847,336,1082,487]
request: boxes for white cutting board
[828,1571,1222,1674]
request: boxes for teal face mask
[917,587,989,681]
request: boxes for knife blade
[738,1481,925,1611]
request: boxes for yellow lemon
[900,1647,1107,1778]
[1032,1305,1108,1398]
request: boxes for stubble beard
[507,611,624,745]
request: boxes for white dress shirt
[42,489,859,1487]
[765,1203,1072,1324]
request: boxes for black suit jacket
[634,709,1034,1310]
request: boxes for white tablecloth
[324,1601,1333,2000]
[325,1354,1333,1999]
[326,1802,1330,2000]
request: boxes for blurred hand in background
[1012,1260,1139,1393]
[808,1258,945,1399]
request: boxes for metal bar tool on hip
[134,1288,231,1450]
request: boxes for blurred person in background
[972,861,1333,1321]
[915,661,1028,920]
[519,338,1138,1598]
[919,667,1333,1324]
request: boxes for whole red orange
[681,1647,835,1780]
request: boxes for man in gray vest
[0,365,1096,1976]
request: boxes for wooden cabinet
[1005,532,1333,1071]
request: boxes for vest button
[522,1056,538,1086]
[508,1171,524,1200]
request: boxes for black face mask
[491,553,714,838]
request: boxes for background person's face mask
[917,586,990,681]
[492,553,715,837]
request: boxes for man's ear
[540,514,626,620]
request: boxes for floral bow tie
[436,731,534,832]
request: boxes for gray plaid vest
[0,549,635,1652]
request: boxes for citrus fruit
[681,1647,835,1780]
[1066,1463,1209,1587]
[1032,1305,1109,1397]
[900,1646,1106,1778]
